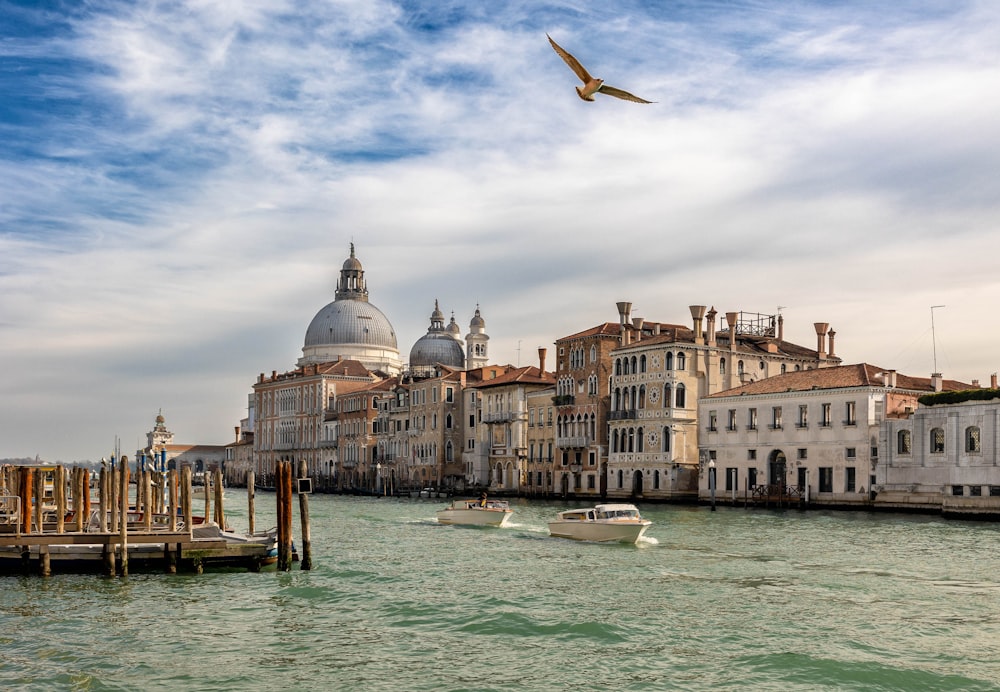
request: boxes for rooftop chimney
[885,369,897,388]
[726,312,738,352]
[993,373,998,389]
[617,302,632,346]
[707,307,717,346]
[538,347,547,374]
[689,305,707,345]
[632,317,644,341]
[813,322,829,359]
[827,328,836,358]
[777,314,784,342]
[931,372,943,392]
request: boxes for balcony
[552,394,575,407]
[608,410,637,421]
[557,436,592,448]
[319,439,338,448]
[483,411,516,423]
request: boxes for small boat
[547,503,652,544]
[436,499,513,527]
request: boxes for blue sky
[2,0,999,461]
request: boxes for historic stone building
[606,303,841,501]
[525,385,556,497]
[467,349,555,493]
[135,411,226,474]
[699,364,969,507]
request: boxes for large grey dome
[304,299,397,349]
[298,244,402,375]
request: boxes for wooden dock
[0,462,284,576]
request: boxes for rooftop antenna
[930,305,945,373]
[516,340,522,367]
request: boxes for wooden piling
[277,460,293,571]
[298,460,313,571]
[99,466,109,533]
[74,467,85,532]
[143,470,153,532]
[168,470,177,532]
[118,458,129,577]
[203,473,211,525]
[19,468,32,535]
[213,468,224,529]
[247,471,256,536]
[33,469,43,535]
[56,465,66,534]
[110,467,119,535]
[182,466,193,535]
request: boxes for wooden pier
[0,461,285,576]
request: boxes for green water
[3,493,1000,691]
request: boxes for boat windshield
[597,509,641,520]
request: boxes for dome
[298,244,402,375]
[410,332,464,370]
[304,299,397,349]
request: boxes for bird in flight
[547,34,654,104]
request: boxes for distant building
[700,364,971,506]
[136,411,226,474]
[879,383,1000,515]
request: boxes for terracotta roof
[467,365,555,389]
[706,363,973,398]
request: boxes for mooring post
[33,468,44,535]
[119,457,129,577]
[247,470,256,536]
[203,473,211,525]
[143,470,153,532]
[99,465,109,532]
[213,468,225,529]
[56,465,66,534]
[298,459,312,571]
[277,460,293,571]
[167,470,177,532]
[182,466,193,536]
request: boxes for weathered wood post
[213,468,225,529]
[298,459,313,571]
[118,457,129,577]
[247,470,256,536]
[33,468,44,535]
[74,467,85,532]
[19,467,32,535]
[143,470,153,532]
[84,467,92,522]
[110,466,119,534]
[181,467,193,535]
[203,473,211,525]
[167,470,177,532]
[55,465,66,534]
[99,465,114,576]
[277,460,293,571]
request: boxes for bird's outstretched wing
[547,33,592,84]
[598,84,655,104]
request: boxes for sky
[2,0,999,462]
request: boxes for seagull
[547,33,654,104]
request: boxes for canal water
[3,492,1000,691]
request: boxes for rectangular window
[845,401,857,426]
[748,468,758,488]
[952,485,964,496]
[725,467,738,492]
[845,467,856,492]
[588,451,596,466]
[728,409,737,431]
[846,447,856,459]
[708,410,718,432]
[797,467,807,491]
[990,486,1000,497]
[747,408,758,431]
[821,403,832,427]
[819,467,833,492]
[970,485,982,497]
[587,475,596,490]
[747,449,757,460]
[797,448,807,460]
[771,407,782,429]
[797,405,808,428]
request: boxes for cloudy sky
[2,0,998,462]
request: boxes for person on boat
[479,492,488,508]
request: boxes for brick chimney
[707,307,717,346]
[993,373,998,389]
[777,314,784,342]
[726,312,738,352]
[827,328,836,358]
[632,317,644,341]
[617,301,632,346]
[538,347,547,374]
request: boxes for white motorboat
[547,503,652,544]
[436,499,513,527]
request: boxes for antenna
[515,340,522,367]
[930,305,945,373]
[777,305,787,314]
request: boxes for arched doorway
[632,470,644,498]
[768,450,787,488]
[560,472,570,498]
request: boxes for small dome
[410,333,464,370]
[448,314,461,337]
[470,305,485,330]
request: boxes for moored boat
[547,503,651,543]
[436,498,513,527]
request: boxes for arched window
[665,352,674,370]
[930,428,945,454]
[446,414,453,429]
[738,360,745,375]
[590,345,597,363]
[446,441,454,462]
[677,352,686,370]
[615,359,622,376]
[637,427,644,452]
[662,426,671,453]
[638,384,646,408]
[630,356,637,374]
[628,427,635,453]
[640,354,647,373]
[618,469,624,489]
[781,363,787,374]
[612,429,620,453]
[720,358,726,375]
[654,470,661,490]
[966,426,982,453]
[664,383,672,409]
[675,383,686,408]
[897,430,911,455]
